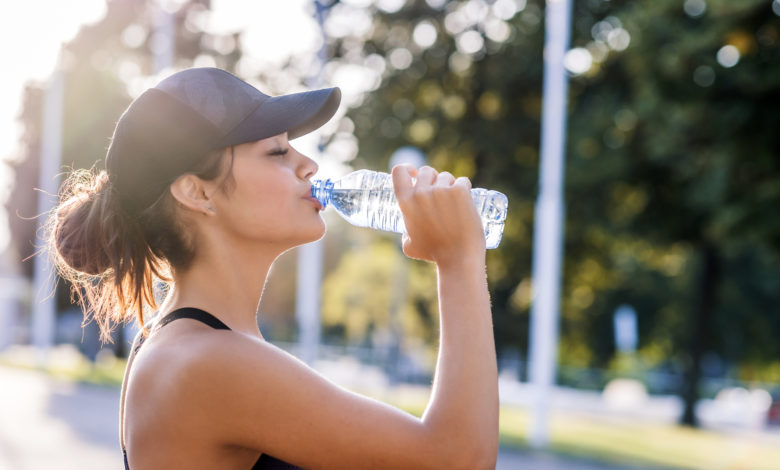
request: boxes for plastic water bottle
[311,169,508,249]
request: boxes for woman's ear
[170,174,216,216]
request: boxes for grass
[3,346,780,470]
[0,344,126,387]
[377,387,780,470]
[496,406,780,470]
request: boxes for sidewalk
[0,365,118,469]
[0,364,674,470]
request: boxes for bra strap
[156,307,231,331]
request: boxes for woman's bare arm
[422,258,498,468]
[395,164,499,468]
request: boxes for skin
[120,132,498,469]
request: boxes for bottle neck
[311,179,334,208]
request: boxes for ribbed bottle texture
[312,170,508,249]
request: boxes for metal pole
[31,51,64,366]
[527,0,572,448]
[296,0,330,366]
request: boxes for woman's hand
[392,164,486,268]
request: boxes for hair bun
[53,171,115,276]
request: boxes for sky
[0,0,369,256]
[0,0,332,162]
[0,0,107,256]
[0,0,107,161]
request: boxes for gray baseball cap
[106,67,341,215]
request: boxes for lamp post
[527,0,573,448]
[31,50,64,366]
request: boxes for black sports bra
[122,307,303,470]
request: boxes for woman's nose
[299,154,318,181]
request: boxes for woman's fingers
[416,166,438,187]
[454,176,472,190]
[393,165,484,264]
[435,171,455,187]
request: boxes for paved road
[0,365,658,470]
[0,366,118,469]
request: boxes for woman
[49,68,498,469]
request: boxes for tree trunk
[680,242,719,427]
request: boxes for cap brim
[218,87,341,147]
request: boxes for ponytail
[47,148,230,342]
[48,169,169,341]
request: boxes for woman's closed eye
[269,147,289,158]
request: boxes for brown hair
[47,148,233,342]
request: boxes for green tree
[321,238,438,346]
[334,0,780,427]
[565,0,780,425]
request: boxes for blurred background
[0,0,779,469]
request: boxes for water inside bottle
[323,186,507,249]
[329,188,407,233]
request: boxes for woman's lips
[305,196,324,211]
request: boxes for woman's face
[208,132,325,250]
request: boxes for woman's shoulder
[130,321,268,385]
[125,324,285,431]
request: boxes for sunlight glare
[209,0,320,67]
[0,0,106,160]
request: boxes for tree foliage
[331,0,780,425]
[321,239,438,346]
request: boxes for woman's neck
[160,241,283,337]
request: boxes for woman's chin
[288,222,327,248]
[304,223,327,244]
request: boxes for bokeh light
[586,40,610,63]
[376,0,406,13]
[564,47,593,75]
[388,47,413,69]
[607,27,631,52]
[444,9,469,35]
[448,51,473,73]
[492,0,526,21]
[457,30,486,55]
[693,65,715,87]
[591,17,622,43]
[684,0,707,18]
[484,18,512,43]
[412,21,438,48]
[716,44,740,68]
[462,0,489,24]
[120,24,148,49]
[425,0,447,9]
